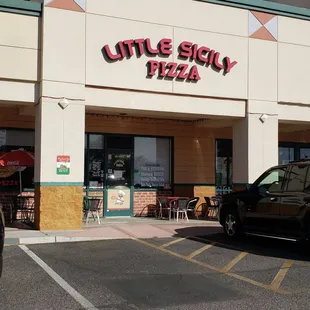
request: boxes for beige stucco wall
[0,12,40,105]
[0,12,40,81]
[278,16,310,105]
[86,0,248,100]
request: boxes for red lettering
[134,38,145,56]
[192,44,198,60]
[167,62,178,78]
[148,60,160,76]
[197,46,210,64]
[159,38,172,55]
[159,61,166,77]
[208,50,215,64]
[188,66,201,80]
[145,38,159,54]
[117,41,126,58]
[123,40,134,57]
[223,56,237,74]
[179,41,192,58]
[213,52,224,70]
[103,44,121,60]
[177,64,189,79]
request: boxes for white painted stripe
[19,245,99,310]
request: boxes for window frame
[252,166,288,193]
[84,132,173,190]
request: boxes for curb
[4,236,131,246]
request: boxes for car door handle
[270,197,278,202]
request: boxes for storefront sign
[102,38,237,81]
[56,155,70,175]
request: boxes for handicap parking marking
[186,242,215,260]
[132,237,291,295]
[270,260,294,290]
[220,252,248,273]
[160,237,188,248]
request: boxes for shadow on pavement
[173,226,310,263]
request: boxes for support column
[35,3,86,230]
[233,102,278,188]
[35,101,85,230]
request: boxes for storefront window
[134,137,171,188]
[278,143,310,164]
[0,129,35,191]
[279,147,294,164]
[300,148,310,159]
[215,139,232,195]
[85,134,105,188]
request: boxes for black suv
[219,160,310,242]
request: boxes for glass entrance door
[105,150,133,217]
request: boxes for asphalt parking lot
[1,231,310,309]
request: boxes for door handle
[270,197,277,202]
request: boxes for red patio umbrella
[0,150,35,192]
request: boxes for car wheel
[223,211,242,238]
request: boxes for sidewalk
[4,217,221,246]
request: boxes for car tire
[223,210,242,239]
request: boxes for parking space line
[186,242,215,259]
[132,237,290,294]
[220,252,248,273]
[19,245,99,310]
[270,260,293,290]
[227,272,287,294]
[160,237,187,248]
[133,237,218,271]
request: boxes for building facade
[1,0,310,230]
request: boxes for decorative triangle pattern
[249,11,278,42]
[74,0,86,11]
[252,11,275,25]
[45,0,85,12]
[264,17,278,40]
[250,27,276,42]
[249,12,263,36]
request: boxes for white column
[34,4,86,230]
[233,103,278,185]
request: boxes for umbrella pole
[19,168,22,193]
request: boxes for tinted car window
[304,167,310,192]
[286,165,308,192]
[256,167,287,193]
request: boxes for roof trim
[0,0,42,17]
[197,0,310,20]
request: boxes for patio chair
[186,197,200,219]
[84,198,101,225]
[204,196,219,219]
[173,198,189,222]
[156,198,170,219]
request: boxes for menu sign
[140,166,165,187]
[90,159,103,178]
